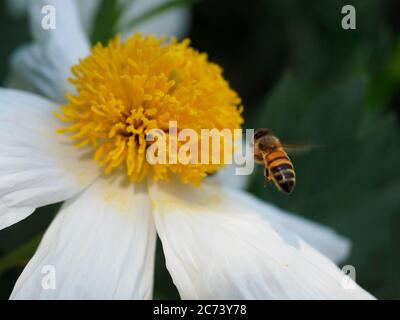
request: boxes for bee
[254,128,311,194]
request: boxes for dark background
[1,0,400,299]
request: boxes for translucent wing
[281,143,321,154]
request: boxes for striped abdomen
[265,149,296,194]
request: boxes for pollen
[56,33,243,184]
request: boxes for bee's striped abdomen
[265,150,296,194]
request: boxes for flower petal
[210,165,249,190]
[0,89,98,230]
[74,0,101,34]
[6,0,98,34]
[117,0,190,39]
[149,180,374,299]
[207,138,349,262]
[209,141,253,190]
[11,177,156,299]
[9,0,90,103]
[227,188,351,263]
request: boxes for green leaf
[368,36,400,108]
[90,0,195,46]
[248,74,400,299]
[0,235,42,274]
[90,0,123,45]
[118,0,196,35]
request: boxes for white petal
[117,0,190,39]
[227,188,351,263]
[11,177,156,299]
[209,141,253,190]
[4,70,39,97]
[208,163,249,190]
[0,89,99,230]
[208,139,349,263]
[149,180,374,299]
[9,0,90,103]
[75,0,101,34]
[6,0,99,35]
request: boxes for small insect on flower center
[55,33,243,184]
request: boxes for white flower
[0,0,374,299]
[6,0,190,38]
[5,0,190,99]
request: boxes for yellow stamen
[56,33,243,184]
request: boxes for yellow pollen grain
[56,33,243,184]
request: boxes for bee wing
[281,143,321,154]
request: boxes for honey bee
[254,128,310,194]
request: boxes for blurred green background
[1,0,400,299]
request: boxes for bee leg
[254,153,264,164]
[264,178,272,187]
[263,168,272,187]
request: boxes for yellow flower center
[56,33,243,184]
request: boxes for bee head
[254,128,272,140]
[254,128,280,151]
